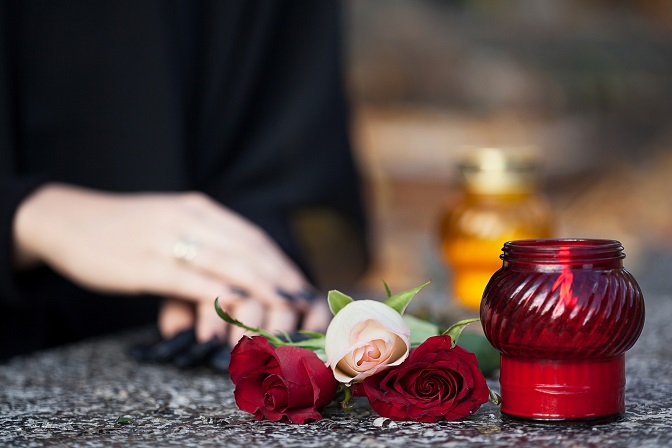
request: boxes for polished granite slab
[1,254,670,447]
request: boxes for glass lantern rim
[501,238,625,262]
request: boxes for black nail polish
[275,287,296,302]
[229,286,248,297]
[296,289,319,302]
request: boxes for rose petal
[363,335,490,422]
[283,407,324,424]
[229,337,338,424]
[336,326,407,381]
[229,336,280,383]
[325,300,409,366]
[325,300,410,383]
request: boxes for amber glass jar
[481,239,645,421]
[439,148,552,309]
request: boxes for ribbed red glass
[481,239,645,421]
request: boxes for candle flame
[551,248,578,319]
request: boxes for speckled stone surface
[1,254,671,447]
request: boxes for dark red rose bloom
[363,335,489,422]
[229,336,338,424]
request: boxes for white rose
[325,300,410,384]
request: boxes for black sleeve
[0,1,47,305]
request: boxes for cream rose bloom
[325,300,411,384]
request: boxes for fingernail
[229,286,249,297]
[296,289,319,302]
[275,287,296,302]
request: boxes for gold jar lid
[458,147,539,194]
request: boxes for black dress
[0,0,367,360]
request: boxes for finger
[193,223,302,277]
[176,194,297,275]
[301,299,331,333]
[195,300,228,342]
[185,244,308,308]
[158,298,195,339]
[158,197,311,310]
[226,299,265,347]
[147,262,228,306]
[192,287,247,342]
[158,234,306,311]
[264,305,298,337]
[275,287,316,313]
[182,196,287,260]
[176,199,310,302]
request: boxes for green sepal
[383,280,392,299]
[442,317,481,348]
[214,297,285,346]
[327,290,354,315]
[384,280,430,315]
[339,384,354,411]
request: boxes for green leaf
[289,334,326,352]
[215,298,328,351]
[214,297,284,346]
[298,330,326,339]
[456,332,500,377]
[327,290,354,315]
[311,348,327,363]
[404,314,441,347]
[382,280,392,299]
[384,280,430,315]
[276,329,293,343]
[442,318,481,347]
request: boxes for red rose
[229,336,338,424]
[363,335,489,422]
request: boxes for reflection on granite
[1,257,671,447]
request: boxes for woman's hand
[13,183,330,346]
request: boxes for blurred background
[336,0,672,310]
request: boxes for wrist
[12,183,68,270]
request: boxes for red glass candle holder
[481,239,645,422]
